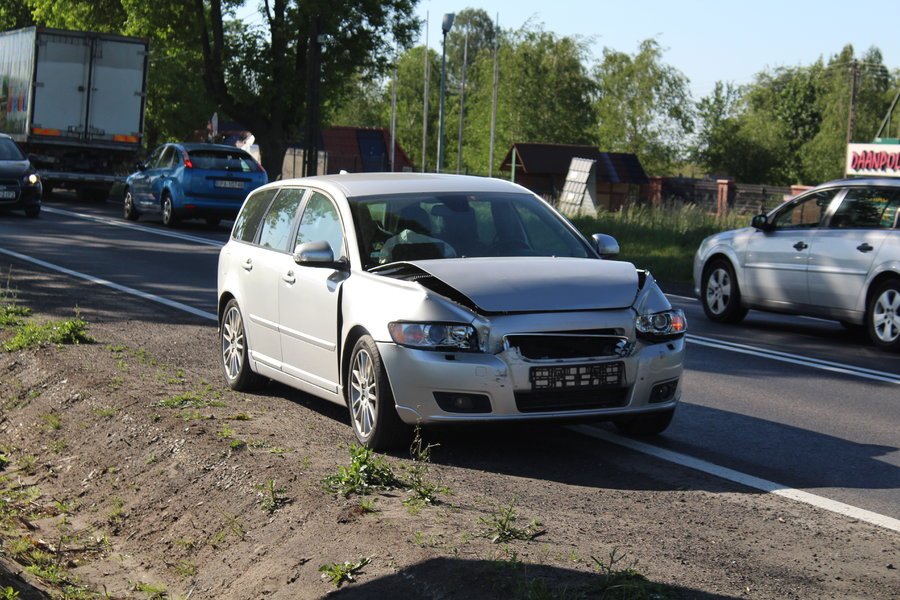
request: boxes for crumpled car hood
[402,257,639,313]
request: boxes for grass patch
[2,314,93,351]
[569,204,748,283]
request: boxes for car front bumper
[378,338,685,424]
[0,183,41,212]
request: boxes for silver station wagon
[694,177,900,351]
[217,174,686,449]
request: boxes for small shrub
[478,502,544,544]
[3,315,93,351]
[256,478,288,514]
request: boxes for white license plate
[214,180,244,189]
[0,191,16,199]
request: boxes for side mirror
[751,214,770,231]
[292,240,347,270]
[591,233,620,259]
[135,162,146,172]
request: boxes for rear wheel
[701,259,748,323]
[220,299,264,390]
[867,279,900,352]
[347,335,410,450]
[161,193,179,227]
[123,190,139,221]
[614,408,675,436]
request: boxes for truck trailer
[0,26,148,200]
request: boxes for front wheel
[347,335,410,450]
[123,190,139,221]
[614,408,675,436]
[220,299,264,390]
[161,193,179,228]
[867,279,900,352]
[701,259,748,323]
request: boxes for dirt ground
[0,263,898,599]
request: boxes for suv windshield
[188,149,259,172]
[351,192,592,270]
[0,138,26,161]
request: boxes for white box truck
[0,26,148,200]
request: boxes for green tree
[593,39,693,175]
[0,0,34,29]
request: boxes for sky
[415,0,900,99]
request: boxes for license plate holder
[530,362,624,391]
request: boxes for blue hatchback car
[123,143,267,227]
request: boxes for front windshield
[0,138,26,161]
[350,192,592,270]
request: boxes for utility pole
[456,30,468,174]
[846,59,859,145]
[488,13,500,178]
[421,14,429,173]
[304,18,323,177]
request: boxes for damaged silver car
[217,174,686,449]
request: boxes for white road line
[665,293,697,302]
[570,425,900,533]
[686,334,900,384]
[2,243,896,534]
[0,246,217,322]
[42,206,225,248]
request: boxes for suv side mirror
[751,214,771,231]
[591,233,620,259]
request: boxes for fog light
[649,379,678,403]
[433,392,492,413]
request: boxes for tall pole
[436,13,454,173]
[488,13,500,178]
[304,18,322,177]
[390,62,397,171]
[421,13,429,173]
[456,30,468,174]
[846,59,859,145]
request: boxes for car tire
[24,206,40,218]
[866,279,900,352]
[347,335,411,450]
[220,299,264,390]
[614,407,675,436]
[701,259,748,323]
[123,190,139,221]
[161,193,179,228]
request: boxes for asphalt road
[1,194,898,524]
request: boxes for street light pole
[436,12,454,173]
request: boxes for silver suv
[693,178,900,351]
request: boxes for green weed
[478,502,544,544]
[256,478,288,513]
[3,314,93,351]
[41,413,62,431]
[133,581,167,599]
[590,548,667,599]
[402,427,448,508]
[159,391,224,409]
[93,407,118,419]
[1,586,19,600]
[322,444,401,497]
[319,556,371,588]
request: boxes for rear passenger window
[232,188,277,243]
[830,188,900,229]
[258,188,306,251]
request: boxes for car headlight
[22,172,40,186]
[635,309,687,342]
[388,322,478,351]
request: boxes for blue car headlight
[635,309,687,342]
[388,322,478,351]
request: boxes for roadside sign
[846,142,900,178]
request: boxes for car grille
[504,333,629,360]
[514,388,628,413]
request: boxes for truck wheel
[161,193,179,228]
[123,190,140,221]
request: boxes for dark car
[0,133,42,218]
[123,142,268,227]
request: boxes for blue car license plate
[214,180,244,189]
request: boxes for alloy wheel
[350,349,378,438]
[872,288,900,343]
[706,267,732,315]
[221,305,246,381]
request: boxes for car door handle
[241,258,253,271]
[282,270,295,285]
[793,241,808,251]
[856,243,874,253]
